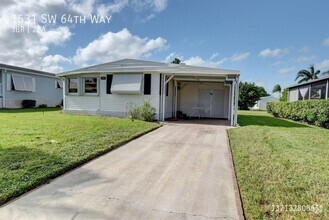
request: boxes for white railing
[0,83,2,96]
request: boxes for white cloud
[278,67,295,74]
[0,0,169,72]
[259,48,290,58]
[131,0,168,12]
[97,0,129,17]
[295,55,315,63]
[39,26,72,45]
[230,52,250,62]
[74,28,167,64]
[183,56,227,68]
[42,54,70,66]
[323,38,329,46]
[317,59,329,70]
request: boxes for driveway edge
[226,128,246,220]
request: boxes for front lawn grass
[0,108,159,205]
[228,110,329,219]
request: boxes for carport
[159,66,240,126]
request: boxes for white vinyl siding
[64,73,160,118]
[288,88,298,101]
[111,74,143,94]
[4,71,62,108]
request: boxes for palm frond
[295,70,311,81]
[309,64,315,74]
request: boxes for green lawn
[228,111,329,219]
[0,108,159,205]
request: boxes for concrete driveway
[0,120,243,220]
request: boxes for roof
[286,75,329,89]
[58,59,240,77]
[259,96,279,101]
[0,63,56,77]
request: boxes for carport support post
[234,76,240,126]
[230,81,235,126]
[162,75,174,121]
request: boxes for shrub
[127,99,156,122]
[21,100,36,108]
[38,104,48,108]
[267,100,329,128]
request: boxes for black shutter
[106,74,113,94]
[166,81,169,96]
[159,73,162,95]
[144,74,151,95]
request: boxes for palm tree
[272,84,281,97]
[295,64,321,84]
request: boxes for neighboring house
[252,96,279,110]
[58,59,240,126]
[0,63,63,108]
[286,76,329,102]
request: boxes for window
[55,80,63,89]
[11,74,35,92]
[68,78,78,93]
[310,82,326,99]
[84,77,98,94]
[144,74,151,95]
[106,74,113,94]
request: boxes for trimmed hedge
[267,100,329,128]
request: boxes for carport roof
[57,59,240,77]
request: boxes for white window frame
[83,77,99,95]
[67,77,79,95]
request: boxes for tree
[272,84,281,93]
[171,58,181,64]
[280,89,288,102]
[257,86,270,97]
[295,64,321,84]
[272,84,282,98]
[238,82,269,110]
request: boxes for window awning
[111,74,143,94]
[12,74,35,92]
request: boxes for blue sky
[1,0,329,93]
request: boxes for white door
[198,89,225,118]
[211,89,225,118]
